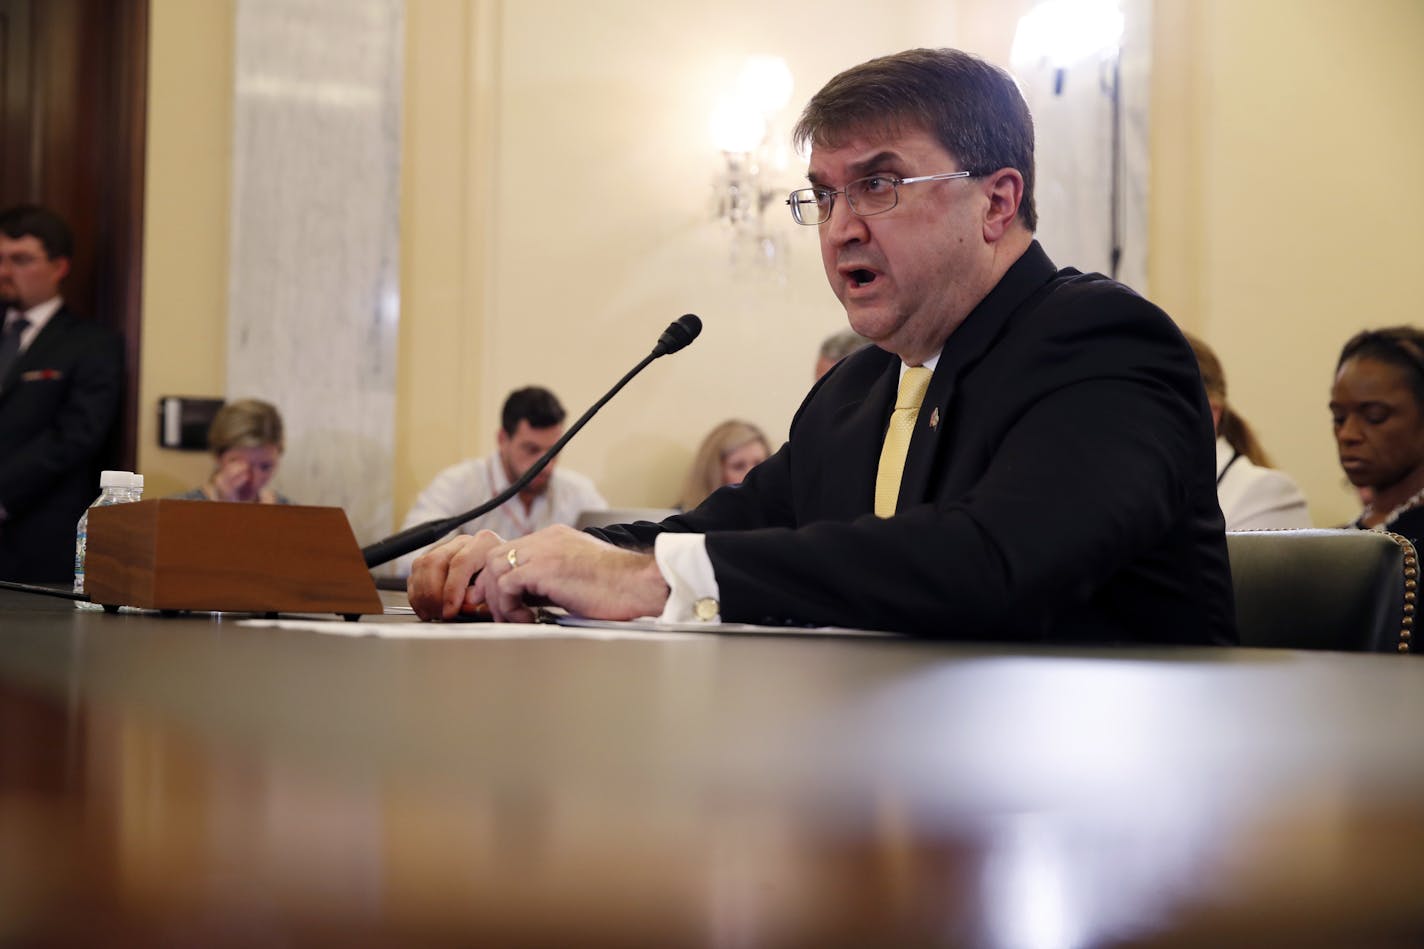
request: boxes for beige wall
[141,0,1424,530]
[1150,0,1424,528]
[396,0,498,520]
[138,0,235,499]
[397,0,960,518]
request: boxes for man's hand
[408,525,671,624]
[407,530,505,620]
[475,525,671,624]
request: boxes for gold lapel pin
[929,407,940,430]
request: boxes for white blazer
[1216,437,1312,531]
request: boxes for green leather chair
[1226,528,1417,653]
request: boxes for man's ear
[981,168,1025,242]
[52,256,71,282]
[496,427,509,450]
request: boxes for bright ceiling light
[736,55,794,115]
[1011,0,1124,70]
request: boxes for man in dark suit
[407,48,1236,645]
[0,205,123,582]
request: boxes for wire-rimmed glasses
[786,171,977,225]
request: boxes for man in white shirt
[393,386,606,576]
[405,49,1234,646]
[0,205,123,582]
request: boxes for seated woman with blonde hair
[175,398,292,504]
[677,419,771,511]
[1185,333,1309,531]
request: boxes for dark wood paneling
[0,0,35,199]
[0,0,148,471]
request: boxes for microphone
[653,313,701,356]
[362,314,703,568]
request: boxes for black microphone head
[653,314,702,356]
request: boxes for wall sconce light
[1011,0,1123,83]
[710,55,794,272]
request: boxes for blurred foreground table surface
[2,587,1423,947]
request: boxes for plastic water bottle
[74,470,140,609]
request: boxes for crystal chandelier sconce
[709,55,794,272]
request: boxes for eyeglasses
[786,171,977,226]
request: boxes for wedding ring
[506,548,519,568]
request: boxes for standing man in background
[0,205,123,582]
[395,386,606,575]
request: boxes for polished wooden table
[2,588,1423,946]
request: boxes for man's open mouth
[849,269,876,288]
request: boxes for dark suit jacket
[0,305,124,582]
[595,243,1237,645]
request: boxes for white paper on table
[237,617,708,642]
[555,616,896,638]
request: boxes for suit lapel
[896,242,1060,510]
[821,352,899,517]
[0,306,73,398]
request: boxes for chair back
[1226,528,1416,653]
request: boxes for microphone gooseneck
[361,314,703,568]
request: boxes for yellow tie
[874,366,933,517]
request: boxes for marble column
[227,0,404,545]
[1013,0,1151,295]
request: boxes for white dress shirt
[2,295,64,353]
[394,452,607,576]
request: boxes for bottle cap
[99,470,133,489]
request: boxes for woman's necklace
[1361,483,1424,530]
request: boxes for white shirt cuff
[653,532,721,623]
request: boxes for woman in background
[177,398,291,504]
[676,420,770,511]
[1185,333,1310,531]
[1332,327,1424,548]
